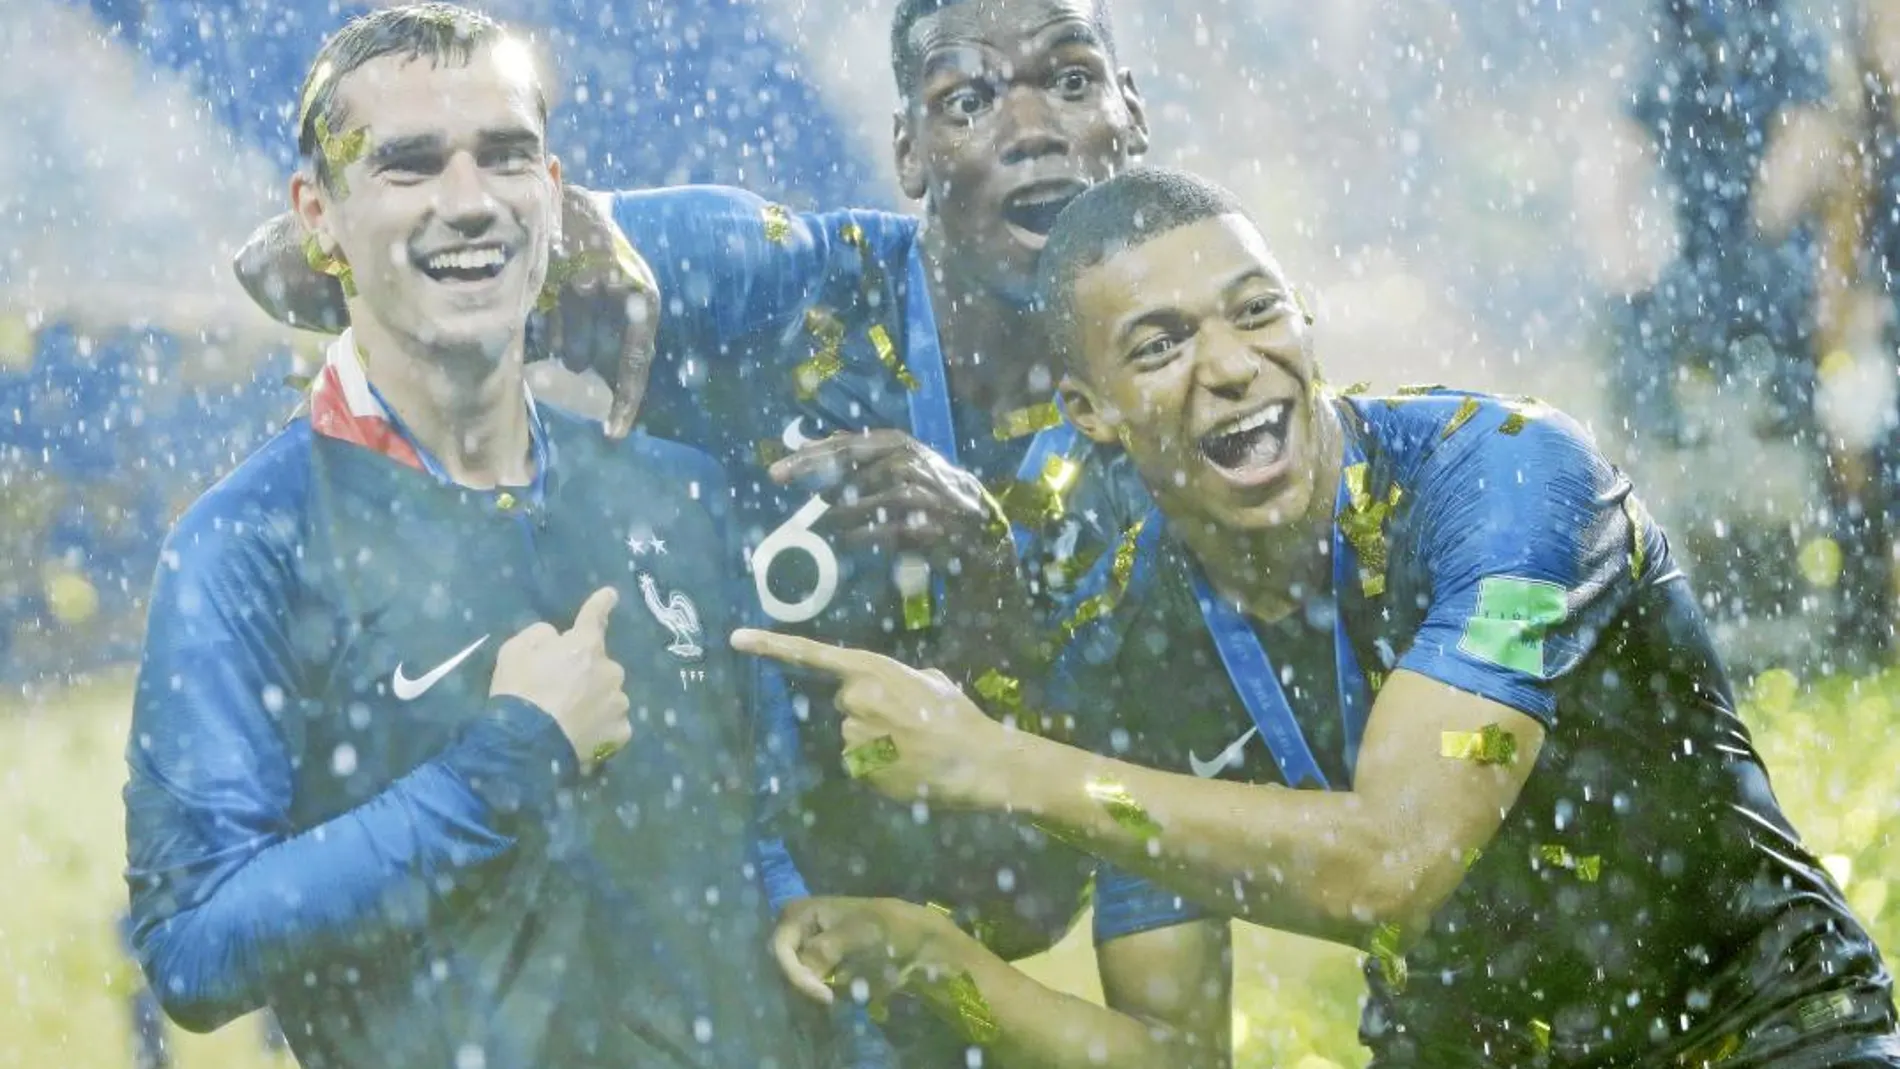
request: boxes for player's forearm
[130,699,574,1032]
[981,732,1405,947]
[912,920,1223,1069]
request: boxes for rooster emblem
[639,573,703,661]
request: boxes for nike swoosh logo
[392,635,489,701]
[782,416,822,451]
[1188,727,1258,779]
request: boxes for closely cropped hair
[295,3,546,188]
[889,0,1118,100]
[1036,167,1248,369]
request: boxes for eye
[484,146,539,174]
[1130,331,1184,367]
[939,84,993,122]
[1053,67,1097,98]
[1237,294,1291,328]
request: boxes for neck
[348,316,534,489]
[921,225,1055,416]
[1177,397,1347,623]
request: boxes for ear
[893,108,928,202]
[290,170,334,250]
[1117,69,1151,160]
[1059,372,1122,446]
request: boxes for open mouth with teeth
[1199,400,1294,476]
[417,244,511,284]
[1002,182,1087,240]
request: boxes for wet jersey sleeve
[124,499,580,1033]
[608,185,912,352]
[1395,410,1652,724]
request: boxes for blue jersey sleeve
[609,185,913,353]
[1091,862,1210,946]
[123,484,580,1033]
[1395,408,1650,724]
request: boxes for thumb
[569,586,619,642]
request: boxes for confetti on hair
[315,115,369,198]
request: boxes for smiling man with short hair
[123,8,826,1067]
[739,168,1900,1068]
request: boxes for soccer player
[123,8,831,1066]
[737,168,1900,1067]
[234,0,1155,1059]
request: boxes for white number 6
[752,496,841,624]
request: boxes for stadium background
[0,0,1893,1065]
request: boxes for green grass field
[3,665,1894,1068]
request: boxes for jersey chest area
[284,463,743,825]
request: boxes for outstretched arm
[774,897,1230,1069]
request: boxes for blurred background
[1,0,1896,1065]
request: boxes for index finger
[730,628,871,678]
[569,586,620,642]
[768,429,916,484]
[604,296,655,439]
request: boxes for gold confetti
[1624,495,1648,581]
[1531,1019,1551,1053]
[902,591,933,631]
[843,735,900,779]
[868,323,917,390]
[1338,463,1402,597]
[1394,384,1446,396]
[1085,779,1162,838]
[1343,381,1372,396]
[993,401,1064,441]
[762,203,792,244]
[315,115,369,197]
[1441,396,1482,440]
[1537,844,1602,881]
[1440,724,1519,766]
[1679,1032,1742,1066]
[994,454,1082,526]
[297,60,334,131]
[795,308,846,398]
[1499,412,1528,435]
[1053,517,1146,649]
[1463,846,1485,870]
[1368,922,1407,992]
[839,222,867,250]
[938,971,1001,1046]
[303,234,356,298]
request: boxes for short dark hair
[1036,167,1250,370]
[889,0,1118,101]
[295,3,547,189]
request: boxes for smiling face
[893,0,1148,303]
[293,38,557,369]
[1060,214,1328,535]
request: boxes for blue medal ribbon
[1065,404,1376,789]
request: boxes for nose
[996,85,1069,167]
[1195,324,1260,400]
[435,151,498,236]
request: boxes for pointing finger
[569,586,620,643]
[730,628,871,678]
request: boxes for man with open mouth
[123,8,836,1066]
[232,0,1163,1063]
[734,168,1900,1068]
